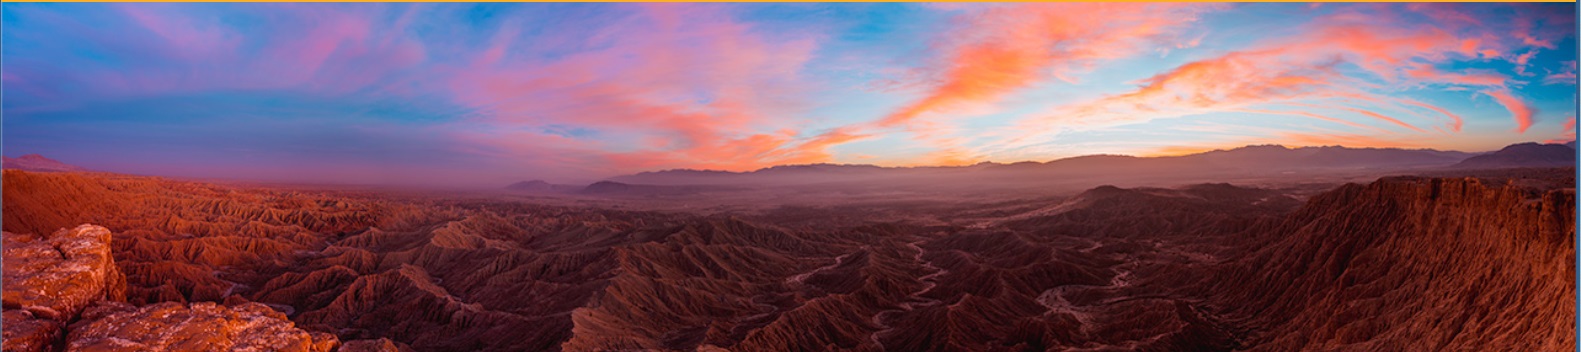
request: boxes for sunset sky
[3,3,1577,184]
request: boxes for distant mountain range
[603,143,1569,187]
[505,179,738,196]
[499,142,1574,196]
[504,180,586,193]
[1452,142,1577,169]
[2,154,88,172]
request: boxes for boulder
[66,301,339,352]
[3,224,126,352]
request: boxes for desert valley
[4,2,1578,351]
[2,142,1574,351]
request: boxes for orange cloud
[1006,4,1548,150]
[1482,89,1536,133]
[1234,109,1389,133]
[1549,115,1574,142]
[445,4,845,174]
[1327,106,1429,133]
[878,3,1210,127]
[1276,132,1422,149]
[1545,117,1576,144]
[1036,49,1347,130]
[771,128,872,165]
[1394,98,1465,132]
[1144,144,1236,157]
[1140,133,1424,158]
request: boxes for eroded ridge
[2,169,1572,351]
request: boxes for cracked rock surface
[3,224,126,352]
[66,301,339,352]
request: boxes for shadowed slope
[1200,176,1576,350]
[1453,143,1576,169]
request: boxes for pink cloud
[1403,64,1508,86]
[1234,109,1390,133]
[84,5,429,98]
[1005,4,1553,148]
[1394,97,1466,132]
[120,4,241,61]
[444,4,831,173]
[1512,51,1538,76]
[1329,106,1429,133]
[1543,61,1578,85]
[1482,89,1537,133]
[1545,117,1576,144]
[1549,117,1574,143]
[1544,72,1578,85]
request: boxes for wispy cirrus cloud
[829,3,1220,165]
[1482,89,1538,133]
[878,3,1214,128]
[443,4,829,175]
[985,3,1569,158]
[1,3,1574,184]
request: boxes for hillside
[1452,142,1576,169]
[2,154,88,172]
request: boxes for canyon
[0,156,1574,350]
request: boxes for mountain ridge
[1452,142,1577,169]
[619,144,1484,179]
[2,154,88,172]
[603,143,1518,187]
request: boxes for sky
[3,3,1577,185]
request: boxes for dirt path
[784,250,861,286]
[867,240,947,350]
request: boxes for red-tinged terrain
[0,162,1574,351]
[0,155,88,173]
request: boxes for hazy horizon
[4,3,1577,186]
[3,140,1568,187]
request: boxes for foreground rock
[339,338,417,352]
[67,301,339,352]
[2,310,62,352]
[3,224,127,352]
[3,224,127,319]
[1204,176,1576,350]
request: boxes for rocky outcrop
[66,301,339,352]
[0,169,447,307]
[2,224,127,352]
[339,338,416,352]
[2,224,339,352]
[3,225,127,319]
[2,310,62,352]
[1205,176,1576,350]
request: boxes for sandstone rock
[2,309,62,352]
[2,225,126,320]
[1209,176,1577,351]
[2,225,126,352]
[339,338,416,352]
[309,332,342,352]
[65,302,338,352]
